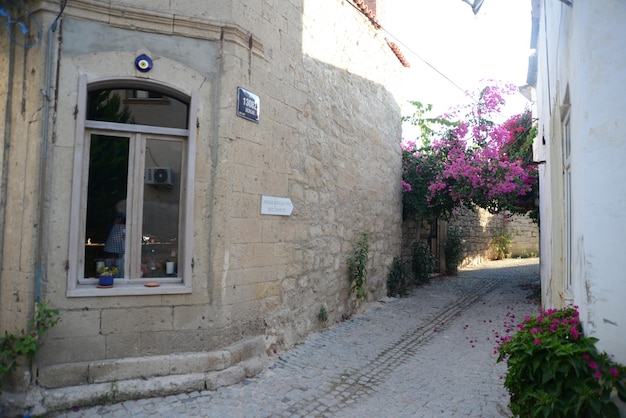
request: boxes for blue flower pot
[99,275,114,286]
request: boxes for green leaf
[600,402,620,418]
[617,380,626,402]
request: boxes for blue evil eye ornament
[135,54,153,72]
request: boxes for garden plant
[0,301,59,392]
[401,83,538,223]
[497,306,626,418]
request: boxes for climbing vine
[402,84,538,223]
[348,232,369,301]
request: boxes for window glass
[141,138,182,278]
[76,85,190,289]
[87,88,188,129]
[84,134,129,279]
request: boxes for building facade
[533,0,626,364]
[0,0,405,414]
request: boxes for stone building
[0,0,405,414]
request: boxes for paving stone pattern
[52,258,540,418]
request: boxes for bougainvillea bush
[401,84,538,223]
[497,306,626,418]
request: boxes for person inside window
[104,212,125,277]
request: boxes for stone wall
[451,207,539,267]
[402,207,539,271]
[0,0,404,413]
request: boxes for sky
[385,0,533,137]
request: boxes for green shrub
[318,306,328,323]
[444,225,464,274]
[348,232,369,300]
[1,301,60,392]
[387,256,410,297]
[490,226,512,260]
[411,242,436,285]
[497,306,626,417]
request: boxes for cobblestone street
[51,258,540,418]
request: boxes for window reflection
[87,88,188,129]
[141,138,182,277]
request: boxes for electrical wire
[345,0,477,104]
[1,0,42,48]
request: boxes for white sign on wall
[261,195,294,216]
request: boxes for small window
[68,80,195,296]
[88,88,187,128]
[130,89,164,100]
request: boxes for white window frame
[67,75,197,297]
[562,110,572,294]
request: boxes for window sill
[67,282,192,297]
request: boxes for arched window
[68,77,196,296]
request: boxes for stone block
[169,0,227,20]
[105,333,141,359]
[38,363,89,389]
[168,350,230,374]
[88,356,171,383]
[225,336,265,364]
[229,193,261,222]
[42,382,112,412]
[222,281,257,304]
[108,5,173,35]
[101,307,173,335]
[173,305,211,331]
[227,265,285,287]
[241,357,264,378]
[228,218,262,244]
[114,374,206,402]
[255,281,281,299]
[229,243,256,270]
[38,335,106,366]
[205,365,245,390]
[139,330,207,356]
[46,309,101,339]
[172,16,223,41]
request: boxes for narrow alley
[51,258,539,418]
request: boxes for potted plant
[97,265,118,287]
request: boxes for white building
[534,0,626,363]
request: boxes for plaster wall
[536,0,626,363]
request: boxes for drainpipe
[36,2,66,302]
[0,40,16,313]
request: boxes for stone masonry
[402,206,539,271]
[0,0,405,414]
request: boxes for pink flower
[534,339,541,345]
[588,362,598,369]
[594,371,602,379]
[609,368,619,377]
[583,354,590,361]
[401,181,412,193]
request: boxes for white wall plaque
[261,195,294,216]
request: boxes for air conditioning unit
[145,167,173,186]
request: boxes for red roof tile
[387,41,410,67]
[352,1,410,67]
